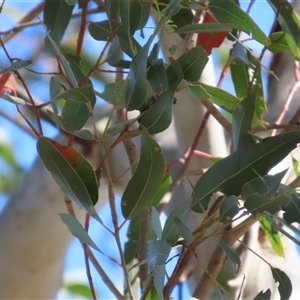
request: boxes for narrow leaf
[37,137,101,223]
[259,216,284,257]
[139,61,183,134]
[173,217,193,242]
[219,239,241,274]
[192,130,300,212]
[162,198,192,245]
[121,130,165,219]
[232,92,256,150]
[97,79,128,108]
[0,59,33,74]
[151,207,162,240]
[244,193,290,217]
[219,195,240,223]
[271,267,292,300]
[45,30,78,88]
[267,0,300,46]
[253,289,271,300]
[60,213,100,251]
[209,0,270,46]
[188,82,240,113]
[148,240,171,298]
[175,23,234,34]
[176,46,208,82]
[44,0,74,45]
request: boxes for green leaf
[244,193,290,217]
[151,171,172,207]
[107,37,122,66]
[147,59,169,95]
[267,0,300,46]
[161,198,192,245]
[175,23,235,35]
[232,92,256,150]
[282,192,300,224]
[50,76,63,99]
[37,137,101,223]
[259,216,284,257]
[176,46,208,82]
[65,53,85,83]
[45,30,78,88]
[88,20,119,41]
[74,129,94,140]
[253,289,271,300]
[147,240,171,298]
[105,120,133,138]
[241,177,269,199]
[219,195,240,223]
[44,0,74,45]
[209,0,270,46]
[264,169,288,197]
[230,42,249,64]
[192,130,300,212]
[97,79,128,108]
[230,57,249,99]
[64,283,93,299]
[139,61,183,134]
[59,213,100,251]
[151,207,163,240]
[0,59,33,73]
[125,1,180,110]
[119,0,130,37]
[130,0,151,33]
[0,94,28,106]
[219,239,241,274]
[104,0,120,20]
[173,217,193,243]
[121,130,165,219]
[271,267,292,300]
[268,31,300,60]
[187,82,240,113]
[246,51,266,121]
[52,85,94,132]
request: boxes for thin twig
[84,213,97,300]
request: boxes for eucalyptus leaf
[271,267,292,300]
[173,217,193,243]
[121,130,165,219]
[148,240,171,298]
[97,79,128,108]
[37,137,101,223]
[139,61,183,134]
[162,198,192,245]
[176,46,208,82]
[259,217,284,257]
[209,0,270,46]
[253,289,271,300]
[59,213,100,252]
[219,195,240,223]
[232,92,256,150]
[219,239,241,274]
[0,59,33,74]
[188,82,240,113]
[267,0,300,46]
[151,207,162,240]
[244,193,290,217]
[44,0,74,45]
[192,130,300,213]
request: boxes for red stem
[77,0,89,56]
